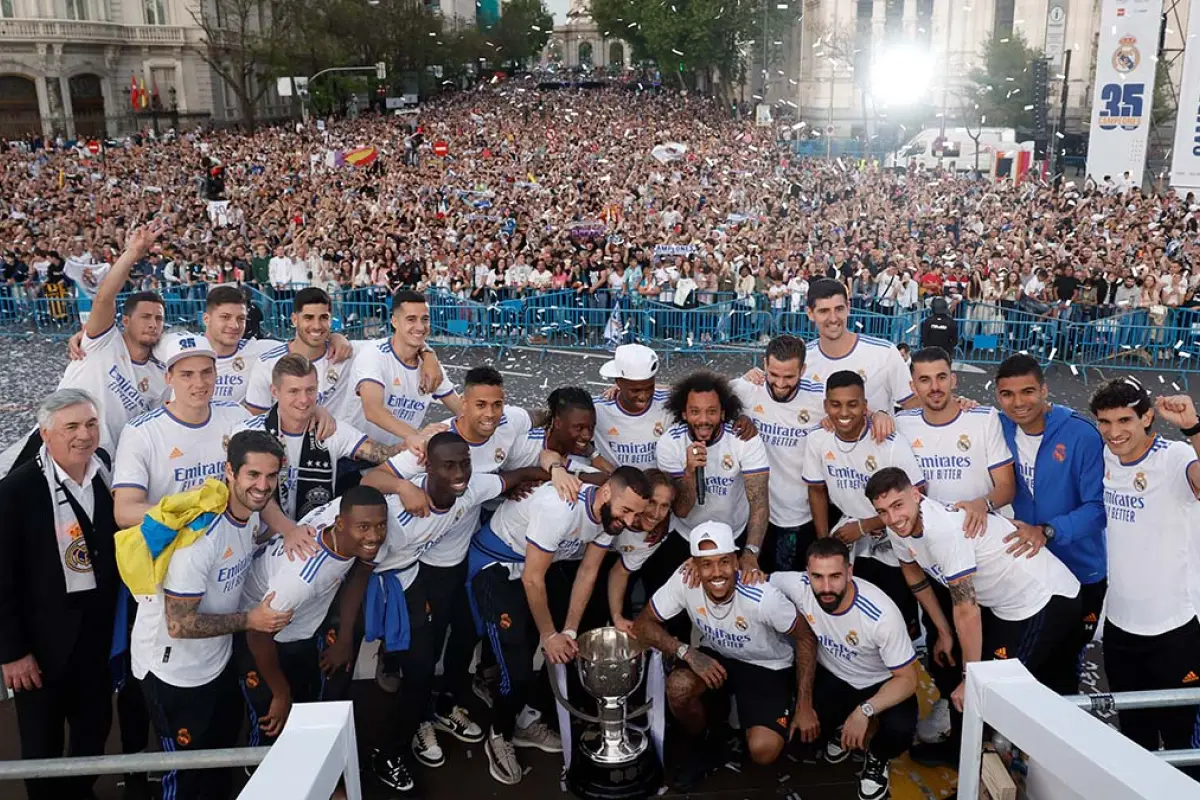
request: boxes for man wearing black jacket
[0,389,119,800]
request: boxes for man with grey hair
[0,389,120,800]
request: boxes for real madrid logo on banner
[1112,35,1140,72]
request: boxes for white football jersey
[656,422,770,540]
[231,414,368,519]
[486,484,613,579]
[58,323,167,452]
[611,525,670,572]
[350,338,457,447]
[803,334,913,412]
[385,406,533,479]
[114,401,249,504]
[1104,437,1200,636]
[801,422,925,566]
[213,338,280,404]
[240,510,356,643]
[244,342,357,420]
[592,389,671,468]
[1013,428,1042,499]
[895,407,1013,504]
[374,474,506,575]
[650,572,798,670]
[131,510,259,687]
[889,498,1080,622]
[771,572,915,690]
[733,377,824,527]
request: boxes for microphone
[695,464,706,506]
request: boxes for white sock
[516,706,541,730]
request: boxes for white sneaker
[435,705,485,743]
[825,737,851,764]
[485,728,523,785]
[858,751,890,800]
[412,721,444,768]
[917,698,952,744]
[513,720,563,753]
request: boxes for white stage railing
[239,701,361,800]
[958,660,1200,800]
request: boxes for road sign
[86,140,100,155]
[433,140,449,157]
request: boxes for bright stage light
[869,45,936,106]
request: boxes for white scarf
[38,445,109,594]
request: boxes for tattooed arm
[743,471,770,553]
[352,437,405,464]
[164,592,293,640]
[789,611,818,713]
[948,575,982,667]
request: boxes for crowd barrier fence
[3,286,1199,382]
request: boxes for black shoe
[372,748,416,793]
[673,736,711,790]
[909,739,959,768]
[858,751,890,800]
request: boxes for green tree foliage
[968,32,1040,130]
[590,0,792,91]
[490,0,554,68]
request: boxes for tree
[490,0,553,68]
[968,32,1040,130]
[191,0,301,130]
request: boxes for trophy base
[566,738,662,800]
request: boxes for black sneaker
[372,748,416,793]
[909,739,958,768]
[673,735,711,790]
[435,705,485,743]
[859,751,890,800]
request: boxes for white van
[885,127,1030,174]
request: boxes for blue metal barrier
[9,285,1200,381]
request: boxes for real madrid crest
[798,408,810,424]
[957,434,971,452]
[494,447,506,463]
[653,420,665,437]
[845,629,859,646]
[327,368,339,385]
[1133,471,1148,491]
[222,434,231,451]
[734,616,748,631]
[65,538,92,572]
[722,453,734,471]
[1112,35,1140,73]
[138,377,150,393]
[233,356,245,372]
[865,455,878,472]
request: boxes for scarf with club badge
[263,403,334,519]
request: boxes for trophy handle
[624,699,654,720]
[548,667,602,724]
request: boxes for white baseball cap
[159,332,217,369]
[690,521,738,558]
[599,344,660,381]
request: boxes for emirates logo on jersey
[957,434,971,452]
[1133,472,1148,491]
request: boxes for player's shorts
[695,647,795,738]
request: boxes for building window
[0,0,14,18]
[66,0,89,19]
[884,0,902,38]
[993,0,1014,39]
[144,0,166,24]
[917,0,933,43]
[854,0,873,74]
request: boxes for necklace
[834,424,865,455]
[704,589,736,620]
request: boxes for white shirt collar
[51,455,98,493]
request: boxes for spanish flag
[138,77,149,110]
[115,479,229,596]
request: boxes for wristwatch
[675,643,690,661]
[743,543,762,557]
[859,702,876,719]
[1043,524,1057,542]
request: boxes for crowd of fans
[5,81,1200,333]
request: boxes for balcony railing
[0,17,188,44]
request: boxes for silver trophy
[551,627,662,799]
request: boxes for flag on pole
[138,78,149,110]
[130,74,139,110]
